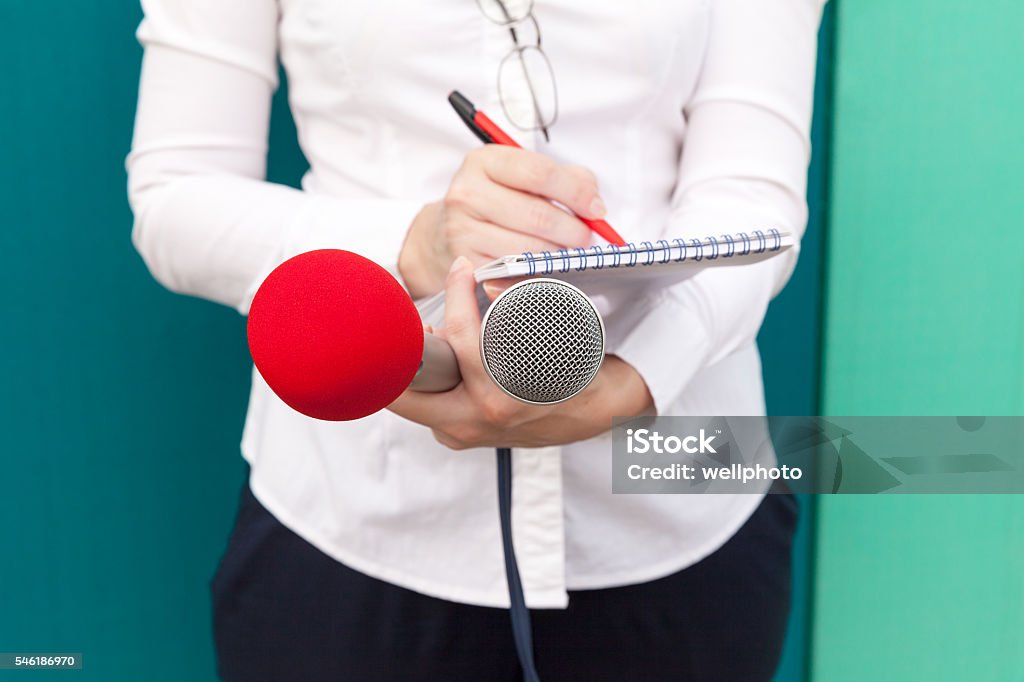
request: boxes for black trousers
[212,482,797,682]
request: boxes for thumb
[443,256,487,382]
[482,276,527,301]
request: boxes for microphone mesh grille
[481,279,605,404]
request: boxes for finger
[442,256,489,384]
[470,182,592,248]
[455,219,569,262]
[563,164,601,192]
[482,277,526,301]
[473,147,606,219]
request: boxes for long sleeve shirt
[128,0,823,607]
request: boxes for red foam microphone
[247,249,455,421]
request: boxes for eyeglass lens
[476,0,558,137]
[499,47,557,133]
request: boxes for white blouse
[128,0,823,608]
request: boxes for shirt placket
[481,8,564,607]
[511,445,568,607]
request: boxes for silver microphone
[411,278,606,404]
[480,278,605,404]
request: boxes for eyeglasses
[476,0,559,142]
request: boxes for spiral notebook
[417,228,793,321]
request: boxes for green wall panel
[813,1,1024,680]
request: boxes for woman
[128,0,823,679]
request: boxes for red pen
[448,90,627,247]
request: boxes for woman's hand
[398,146,607,299]
[388,256,653,450]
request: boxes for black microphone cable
[496,447,541,682]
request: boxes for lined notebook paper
[475,228,791,281]
[417,228,793,322]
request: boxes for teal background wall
[0,2,249,679]
[0,1,831,680]
[812,0,1024,680]
[760,4,835,681]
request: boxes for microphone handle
[409,331,461,392]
